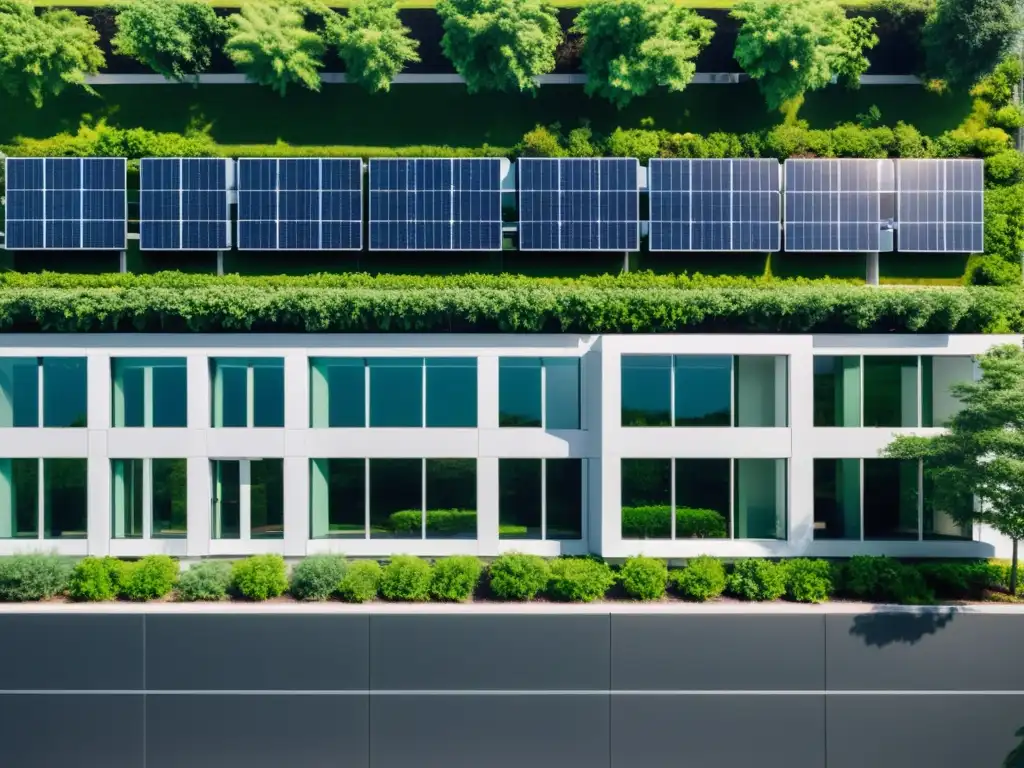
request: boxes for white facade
[0,332,1017,560]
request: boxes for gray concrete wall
[0,609,1019,767]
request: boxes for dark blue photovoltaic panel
[3,158,126,250]
[368,158,502,250]
[237,158,362,250]
[784,159,883,252]
[517,158,639,251]
[897,159,983,253]
[139,158,230,250]
[648,159,780,252]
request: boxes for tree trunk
[1012,538,1019,597]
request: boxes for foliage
[388,509,477,535]
[518,124,567,157]
[176,560,232,601]
[337,560,382,602]
[0,0,105,108]
[727,559,787,601]
[618,556,668,600]
[620,506,730,539]
[0,271,1022,334]
[438,0,560,94]
[0,554,74,601]
[917,560,1003,599]
[112,0,222,81]
[230,554,289,600]
[732,0,878,113]
[329,0,418,93]
[838,555,932,602]
[784,559,834,603]
[488,552,550,600]
[985,151,1024,186]
[923,0,1022,88]
[118,555,179,601]
[547,557,615,602]
[979,184,1024,282]
[289,554,348,600]
[885,345,1024,593]
[671,555,727,601]
[68,556,123,601]
[224,1,325,96]
[429,556,483,601]
[573,0,715,108]
[380,555,433,601]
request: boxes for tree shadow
[1005,727,1024,767]
[849,607,959,648]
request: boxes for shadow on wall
[1006,728,1024,766]
[849,607,959,648]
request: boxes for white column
[239,460,252,540]
[476,457,499,556]
[597,342,619,555]
[87,353,111,430]
[0,360,16,426]
[283,456,308,556]
[87,431,110,556]
[187,355,210,429]
[787,339,815,547]
[186,456,211,556]
[477,356,499,429]
[284,352,308,430]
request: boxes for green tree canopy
[923,0,1022,88]
[572,0,715,109]
[731,0,877,114]
[884,344,1024,593]
[0,0,105,107]
[112,0,222,82]
[224,1,325,95]
[437,0,561,94]
[329,0,419,93]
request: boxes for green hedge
[621,506,728,539]
[388,509,477,535]
[0,271,1020,333]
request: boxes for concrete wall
[0,608,1020,768]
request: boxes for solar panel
[237,158,363,250]
[896,159,984,253]
[3,158,126,250]
[648,159,781,252]
[139,158,232,250]
[368,158,502,251]
[784,159,891,252]
[518,158,639,251]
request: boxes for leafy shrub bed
[0,271,1020,334]
[0,553,1017,604]
[621,506,728,539]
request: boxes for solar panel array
[139,158,232,251]
[237,158,363,250]
[368,158,502,250]
[648,159,781,252]
[784,159,889,253]
[896,159,984,253]
[3,158,126,250]
[518,158,639,251]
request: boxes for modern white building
[0,332,1017,560]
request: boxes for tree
[329,0,419,93]
[731,0,877,115]
[112,0,222,82]
[437,0,561,94]
[884,344,1024,594]
[0,0,105,107]
[224,1,325,95]
[923,0,1022,88]
[572,0,715,109]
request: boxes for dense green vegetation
[111,0,222,82]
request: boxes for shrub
[991,104,1024,131]
[671,555,726,601]
[118,555,179,601]
[517,124,565,157]
[727,559,787,601]
[176,561,232,601]
[922,0,1021,89]
[619,556,668,600]
[621,506,727,539]
[0,554,74,601]
[488,552,550,600]
[388,509,477,535]
[430,556,483,601]
[338,560,382,602]
[380,555,433,601]
[606,128,662,163]
[231,554,288,601]
[330,0,419,94]
[986,150,1024,185]
[289,554,348,601]
[566,126,599,157]
[917,560,1002,599]
[784,559,834,603]
[838,555,932,603]
[891,122,928,157]
[68,557,124,601]
[967,255,1021,286]
[547,557,615,602]
[112,0,223,81]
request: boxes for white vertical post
[865,252,880,286]
[142,459,153,540]
[143,365,154,428]
[246,363,255,428]
[187,457,212,556]
[477,357,499,430]
[283,456,308,556]
[240,460,252,540]
[477,457,499,556]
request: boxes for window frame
[111,357,188,428]
[498,357,582,430]
[210,357,285,429]
[210,458,284,540]
[498,457,586,541]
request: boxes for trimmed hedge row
[0,272,1020,333]
[0,553,1018,604]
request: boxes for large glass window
[112,458,187,538]
[370,458,423,538]
[675,356,731,426]
[813,356,861,427]
[676,459,730,538]
[0,357,86,428]
[369,359,422,427]
[310,359,365,428]
[922,356,974,428]
[923,475,972,541]
[734,458,787,539]
[211,459,282,539]
[498,458,582,540]
[621,357,672,427]
[426,459,477,538]
[211,359,284,428]
[426,360,477,428]
[735,356,788,427]
[864,356,919,428]
[0,358,40,427]
[498,358,580,429]
[813,458,861,540]
[621,458,671,538]
[310,458,366,537]
[43,459,87,538]
[864,459,920,540]
[0,459,39,538]
[112,358,187,428]
[366,458,476,539]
